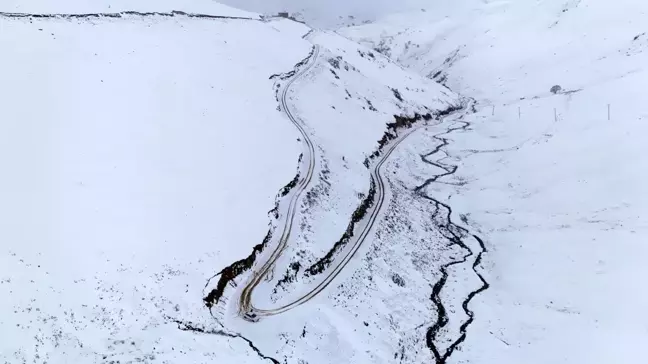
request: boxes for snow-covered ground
[1,3,460,363]
[0,11,310,364]
[3,0,646,363]
[0,0,257,18]
[343,0,648,362]
[215,0,438,28]
[206,27,461,363]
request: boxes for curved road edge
[245,124,425,316]
[202,44,320,316]
[237,44,322,320]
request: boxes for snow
[213,0,435,28]
[268,29,456,265]
[0,6,460,363]
[343,0,648,362]
[4,0,645,363]
[0,13,310,363]
[205,28,460,363]
[0,0,257,18]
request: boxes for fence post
[608,104,611,121]
[554,108,557,122]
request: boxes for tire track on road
[238,44,321,319]
[234,43,454,318]
[245,124,423,317]
[236,93,464,318]
[203,45,319,315]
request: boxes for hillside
[0,3,460,364]
[343,0,648,362]
[0,0,256,16]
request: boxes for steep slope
[343,0,648,363]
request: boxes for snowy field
[3,0,646,363]
[344,0,648,362]
[0,11,311,363]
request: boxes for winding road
[237,44,428,320]
[237,44,320,320]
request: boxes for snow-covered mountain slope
[0,12,309,364]
[342,0,648,363]
[1,4,461,364]
[0,0,257,17]
[342,0,648,103]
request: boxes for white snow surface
[343,0,648,363]
[0,0,257,18]
[210,28,459,363]
[0,5,460,364]
[0,13,308,363]
[4,0,646,363]
[215,0,435,28]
